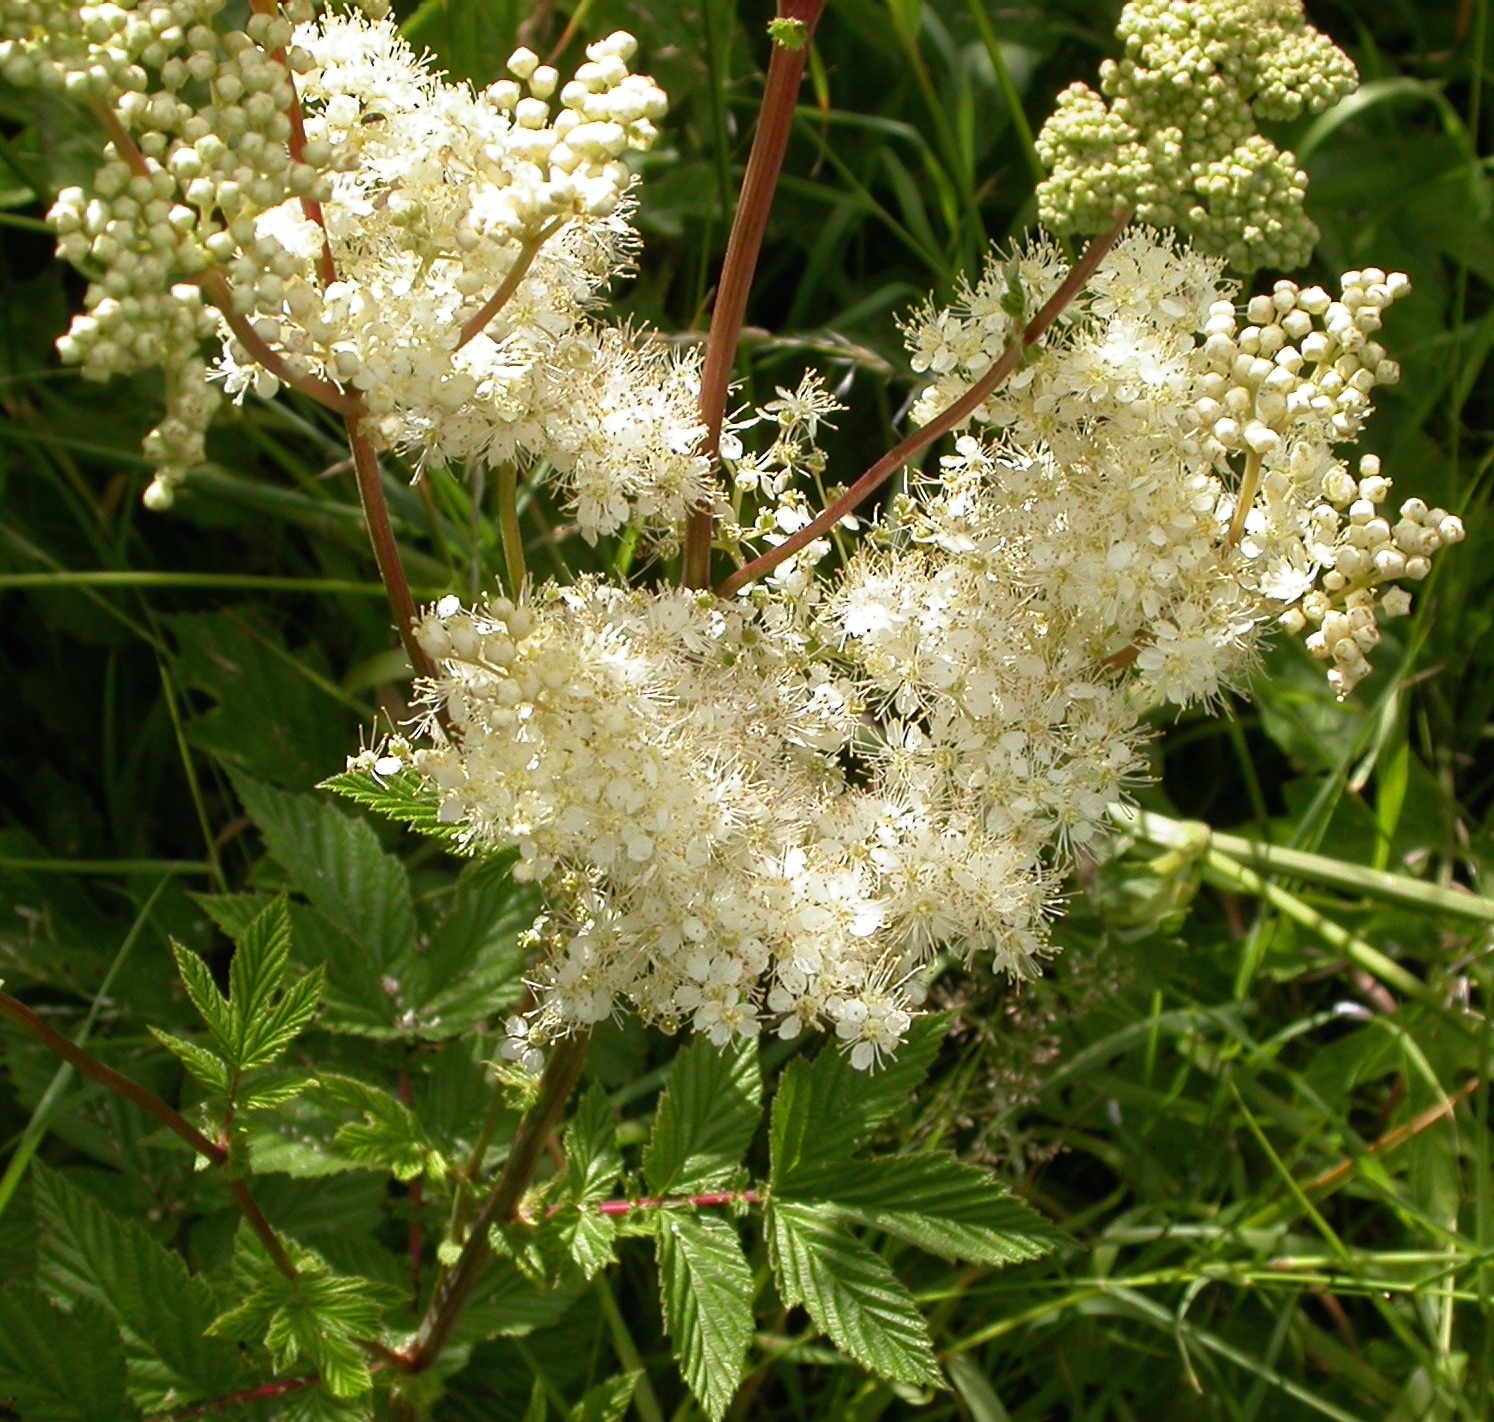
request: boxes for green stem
[0,877,170,1219]
[1227,447,1263,550]
[1198,849,1483,1040]
[716,212,1128,597]
[0,857,212,874]
[682,0,829,589]
[962,0,1045,188]
[496,464,527,596]
[0,571,414,596]
[594,1273,667,1422]
[404,1032,591,1371]
[1113,805,1494,924]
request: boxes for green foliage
[0,1284,137,1421]
[320,1071,446,1182]
[772,1153,1060,1266]
[643,1035,761,1195]
[31,1162,241,1410]
[767,1200,942,1387]
[569,1370,639,1422]
[233,772,530,1037]
[656,1213,754,1422]
[558,1083,623,1278]
[208,1230,392,1398]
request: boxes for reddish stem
[550,1189,760,1217]
[0,991,297,1281]
[92,103,152,179]
[196,272,361,415]
[455,225,559,351]
[682,0,828,589]
[346,419,438,683]
[715,212,1130,598]
[160,1373,319,1418]
[404,1033,591,1371]
[248,0,336,286]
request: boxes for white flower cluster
[903,234,1460,702]
[396,232,1458,1066]
[406,580,1056,1071]
[15,3,703,536]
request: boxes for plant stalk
[404,1032,591,1371]
[496,463,527,596]
[0,991,297,1279]
[346,418,439,683]
[456,225,561,351]
[715,211,1129,597]
[682,0,829,589]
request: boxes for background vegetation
[3,0,1494,1417]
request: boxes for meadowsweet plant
[0,0,1467,1418]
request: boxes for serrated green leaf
[565,1083,621,1205]
[0,1283,136,1421]
[227,896,292,1052]
[773,1154,1061,1265]
[208,1231,388,1399]
[239,1072,316,1112]
[644,1037,761,1195]
[171,939,233,1045]
[657,1212,753,1422]
[569,1370,639,1422]
[171,896,319,1078]
[770,1016,946,1181]
[766,1200,939,1387]
[233,771,418,970]
[320,767,471,850]
[240,965,324,1070]
[320,1073,444,1182]
[411,857,534,1036]
[31,1164,241,1409]
[148,1027,232,1093]
[561,1208,618,1280]
[225,896,322,1069]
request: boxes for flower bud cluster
[901,231,1457,703]
[1193,269,1409,463]
[1275,457,1464,696]
[5,0,345,506]
[19,3,682,528]
[1035,0,1357,268]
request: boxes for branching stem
[715,212,1130,598]
[456,224,563,351]
[0,991,297,1280]
[346,418,439,684]
[196,272,361,415]
[405,1032,591,1371]
[682,0,829,589]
